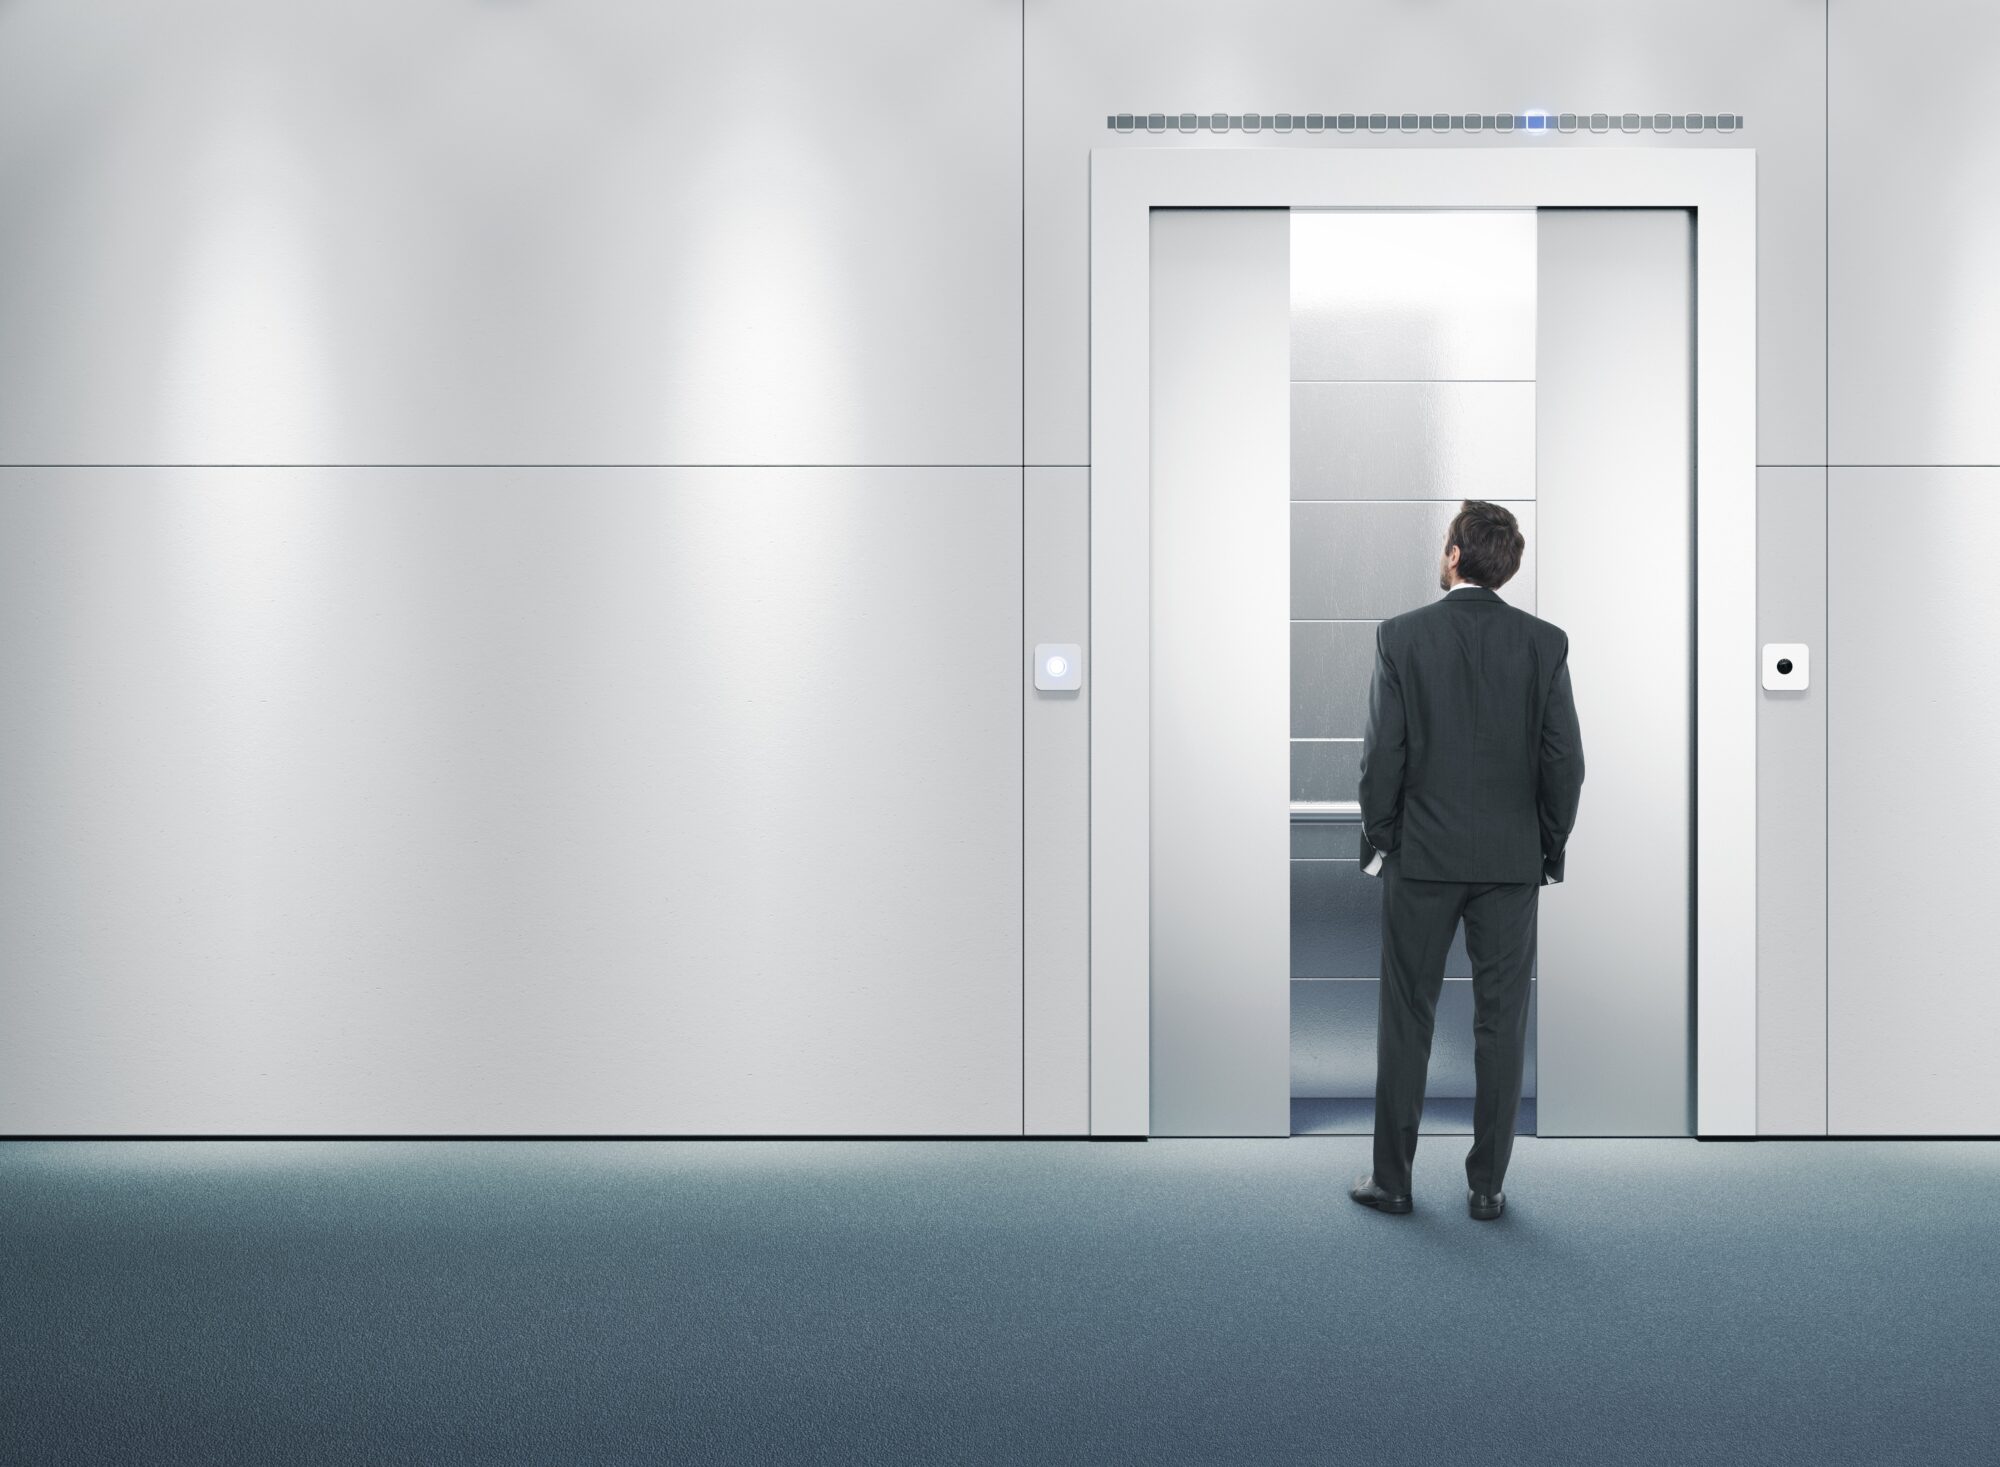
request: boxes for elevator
[1146,205,1697,1139]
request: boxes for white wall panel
[1024,468,1089,1134]
[0,0,1022,466]
[1027,0,1823,465]
[1829,0,2000,466]
[1828,470,2000,1135]
[1758,467,1826,1134]
[0,467,1023,1134]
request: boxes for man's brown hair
[1446,499,1525,589]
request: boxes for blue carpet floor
[3,1136,1997,1465]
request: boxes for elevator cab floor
[1291,1097,1539,1136]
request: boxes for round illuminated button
[1045,655,1070,680]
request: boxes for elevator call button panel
[1035,643,1083,692]
[1761,642,1810,691]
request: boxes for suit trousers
[1371,853,1538,1197]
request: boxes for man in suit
[1347,500,1585,1222]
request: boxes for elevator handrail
[1289,799,1363,823]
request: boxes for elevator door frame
[1087,147,1757,1138]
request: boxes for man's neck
[1447,578,1484,592]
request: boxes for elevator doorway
[1146,205,1696,1140]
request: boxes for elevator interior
[1288,211,1543,1137]
[1147,204,1697,1139]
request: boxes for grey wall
[0,0,1034,1136]
[0,0,1024,464]
[1819,1,2000,1135]
[1757,469,1827,1133]
[1825,472,2000,1134]
[0,469,1024,1134]
[0,0,1992,1135]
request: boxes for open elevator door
[1148,206,1693,1139]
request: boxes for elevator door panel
[1147,208,1292,1137]
[1535,209,1694,1137]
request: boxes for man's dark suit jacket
[1356,584,1585,885]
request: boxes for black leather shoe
[1468,1188,1505,1221]
[1350,1173,1412,1215]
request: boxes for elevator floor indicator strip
[1109,112,1740,135]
